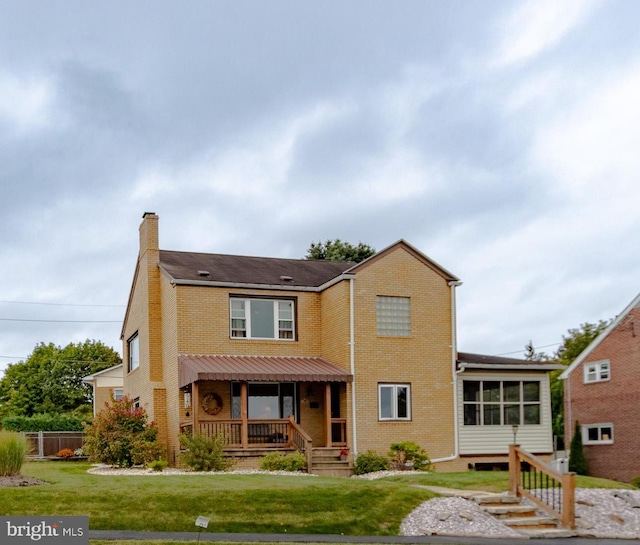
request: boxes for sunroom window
[463,380,541,426]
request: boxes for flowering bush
[83,395,163,467]
[56,448,76,458]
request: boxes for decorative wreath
[201,392,223,415]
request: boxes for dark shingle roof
[457,352,563,371]
[159,250,355,288]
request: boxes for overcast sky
[1,1,639,373]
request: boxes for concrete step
[474,494,521,505]
[504,515,560,529]
[481,504,538,518]
[516,527,576,539]
[311,465,354,477]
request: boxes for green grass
[0,462,434,535]
[1,463,631,539]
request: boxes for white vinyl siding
[457,371,553,455]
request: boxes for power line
[0,318,122,323]
[0,300,125,308]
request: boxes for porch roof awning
[178,354,353,388]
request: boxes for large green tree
[0,340,121,418]
[305,239,375,263]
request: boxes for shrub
[0,431,29,476]
[83,396,163,467]
[568,420,588,475]
[631,476,640,489]
[179,432,232,472]
[354,450,390,475]
[389,441,432,471]
[148,459,168,472]
[260,451,307,472]
[56,448,75,458]
[2,414,86,432]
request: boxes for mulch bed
[0,475,48,487]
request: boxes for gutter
[458,363,565,371]
[430,280,463,464]
[349,277,358,455]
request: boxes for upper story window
[584,360,610,384]
[463,380,541,426]
[376,296,411,336]
[128,333,139,372]
[230,298,295,340]
[582,423,613,445]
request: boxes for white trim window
[127,333,139,372]
[584,360,610,384]
[376,296,411,336]
[113,388,124,401]
[582,423,614,445]
[230,298,295,340]
[379,384,411,420]
[463,380,541,426]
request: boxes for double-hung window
[582,423,613,445]
[379,384,411,420]
[128,333,139,372]
[230,298,295,340]
[584,360,610,383]
[463,380,541,426]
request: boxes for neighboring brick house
[560,293,640,482]
[82,364,124,416]
[120,212,559,472]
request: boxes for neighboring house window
[582,423,614,445]
[379,384,411,420]
[113,389,124,401]
[584,360,610,383]
[132,397,140,409]
[463,380,541,426]
[376,296,411,336]
[128,333,139,372]
[230,298,295,340]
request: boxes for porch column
[324,383,332,447]
[241,381,248,448]
[192,381,199,434]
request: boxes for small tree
[83,395,162,467]
[568,420,588,475]
[388,441,432,471]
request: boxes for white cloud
[0,72,55,134]
[493,0,598,67]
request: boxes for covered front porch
[178,354,353,472]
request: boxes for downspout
[430,280,463,464]
[349,277,358,455]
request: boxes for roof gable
[348,240,460,283]
[559,292,640,380]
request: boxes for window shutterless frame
[229,296,296,340]
[127,332,139,372]
[378,383,411,420]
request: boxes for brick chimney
[139,212,159,258]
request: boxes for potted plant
[339,448,349,461]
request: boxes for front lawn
[0,462,630,538]
[0,462,433,535]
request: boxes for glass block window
[376,296,411,336]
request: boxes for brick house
[560,293,640,482]
[120,212,559,473]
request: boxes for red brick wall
[565,307,640,482]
